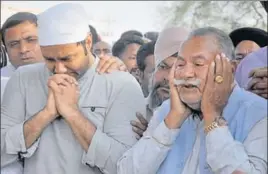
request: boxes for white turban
[154,27,189,68]
[38,3,90,46]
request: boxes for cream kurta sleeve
[117,103,180,174]
[1,69,40,167]
[206,118,267,174]
[82,75,146,174]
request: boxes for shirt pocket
[80,105,106,130]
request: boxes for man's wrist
[62,107,81,121]
[204,116,228,134]
[165,111,187,129]
[203,111,220,127]
[41,108,57,122]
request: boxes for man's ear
[85,33,93,51]
[136,69,144,79]
[231,60,238,74]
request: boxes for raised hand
[165,60,191,129]
[248,67,268,79]
[43,87,59,120]
[201,53,234,126]
[47,74,80,118]
[247,67,268,99]
[130,112,149,139]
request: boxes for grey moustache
[173,79,201,86]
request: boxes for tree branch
[251,2,265,28]
[254,18,261,27]
[252,1,264,20]
[236,11,250,21]
[222,1,230,10]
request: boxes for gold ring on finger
[215,75,224,84]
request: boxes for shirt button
[86,163,91,167]
[176,162,183,168]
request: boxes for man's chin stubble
[149,92,169,110]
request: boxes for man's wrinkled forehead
[5,22,38,39]
[41,43,80,58]
[235,40,260,52]
[179,36,218,56]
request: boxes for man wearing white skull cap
[1,3,146,174]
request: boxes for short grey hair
[186,27,235,60]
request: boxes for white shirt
[1,70,23,174]
[1,64,15,78]
[1,76,9,102]
[117,115,267,174]
[1,61,146,174]
[1,162,23,174]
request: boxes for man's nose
[54,61,68,74]
[20,42,30,54]
[99,52,105,58]
[176,64,195,80]
[163,78,169,86]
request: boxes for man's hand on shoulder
[96,55,127,74]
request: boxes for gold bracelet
[204,117,227,134]
[205,122,219,134]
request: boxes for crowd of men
[0,2,267,174]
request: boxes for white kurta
[1,64,15,78]
[117,90,267,174]
[1,58,146,174]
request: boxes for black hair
[1,12,37,47]
[144,31,159,42]
[89,25,100,45]
[112,35,144,58]
[1,43,7,68]
[136,41,156,71]
[120,30,143,39]
[77,40,88,56]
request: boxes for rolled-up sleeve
[1,70,38,167]
[117,111,180,174]
[206,118,267,174]
[5,121,40,158]
[82,129,109,167]
[81,78,146,174]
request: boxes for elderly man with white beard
[117,27,267,174]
